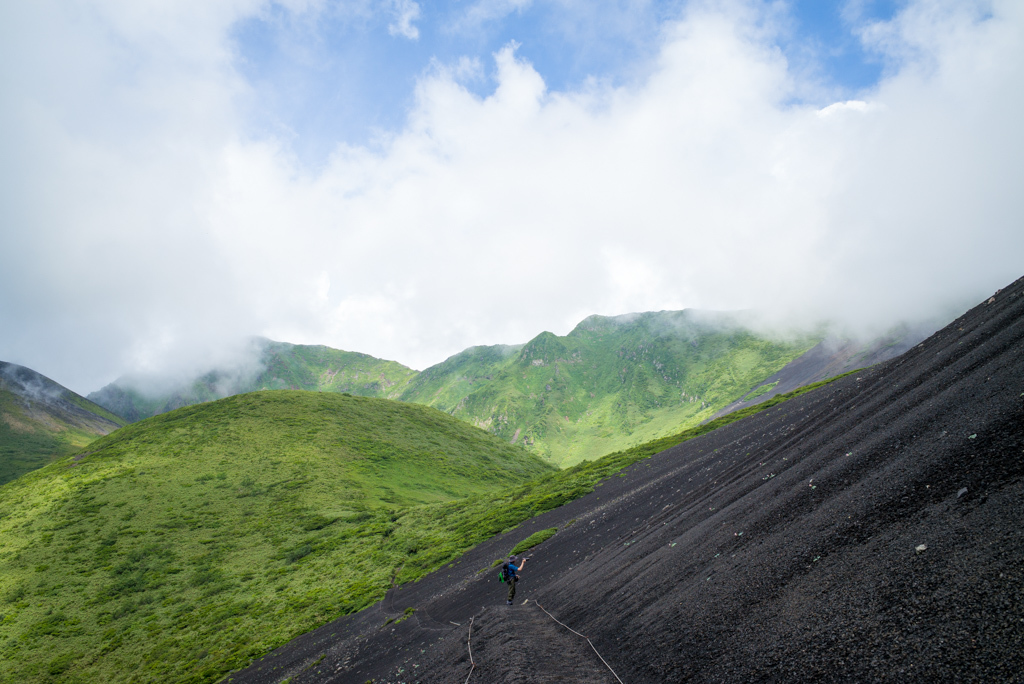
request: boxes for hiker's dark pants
[507,576,518,602]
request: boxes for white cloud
[387,0,421,40]
[1,0,1022,393]
[456,0,534,31]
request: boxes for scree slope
[229,276,1023,684]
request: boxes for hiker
[502,555,527,605]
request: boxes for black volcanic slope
[229,279,1023,684]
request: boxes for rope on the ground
[463,616,476,684]
[535,601,625,684]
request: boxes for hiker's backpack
[498,562,512,583]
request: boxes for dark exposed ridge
[710,322,935,420]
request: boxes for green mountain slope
[399,343,523,407]
[87,313,819,468]
[0,362,126,485]
[88,339,418,422]
[400,311,818,466]
[0,391,551,683]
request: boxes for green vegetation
[397,344,522,411]
[86,316,820,470]
[0,371,849,683]
[0,391,550,683]
[0,418,68,486]
[400,311,819,466]
[1,366,126,486]
[88,339,419,422]
[511,528,558,555]
[745,380,779,401]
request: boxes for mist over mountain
[87,310,933,468]
[3,1,1020,401]
[0,362,126,485]
[710,319,940,419]
[88,338,418,422]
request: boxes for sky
[1,0,1022,395]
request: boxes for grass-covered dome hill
[0,390,553,683]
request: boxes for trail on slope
[417,603,617,684]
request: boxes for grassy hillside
[401,311,818,466]
[87,315,819,467]
[0,374,848,683]
[0,391,551,683]
[88,339,418,422]
[0,362,126,486]
[399,344,523,408]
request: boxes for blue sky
[232,0,902,166]
[1,0,1021,393]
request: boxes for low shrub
[511,528,557,555]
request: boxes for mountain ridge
[89,310,841,467]
[395,308,897,465]
[0,361,126,485]
[88,338,418,422]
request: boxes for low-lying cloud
[1,0,1021,394]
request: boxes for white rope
[535,601,588,639]
[535,601,625,684]
[463,617,476,684]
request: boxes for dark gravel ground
[227,277,1024,684]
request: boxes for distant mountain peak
[0,361,67,403]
